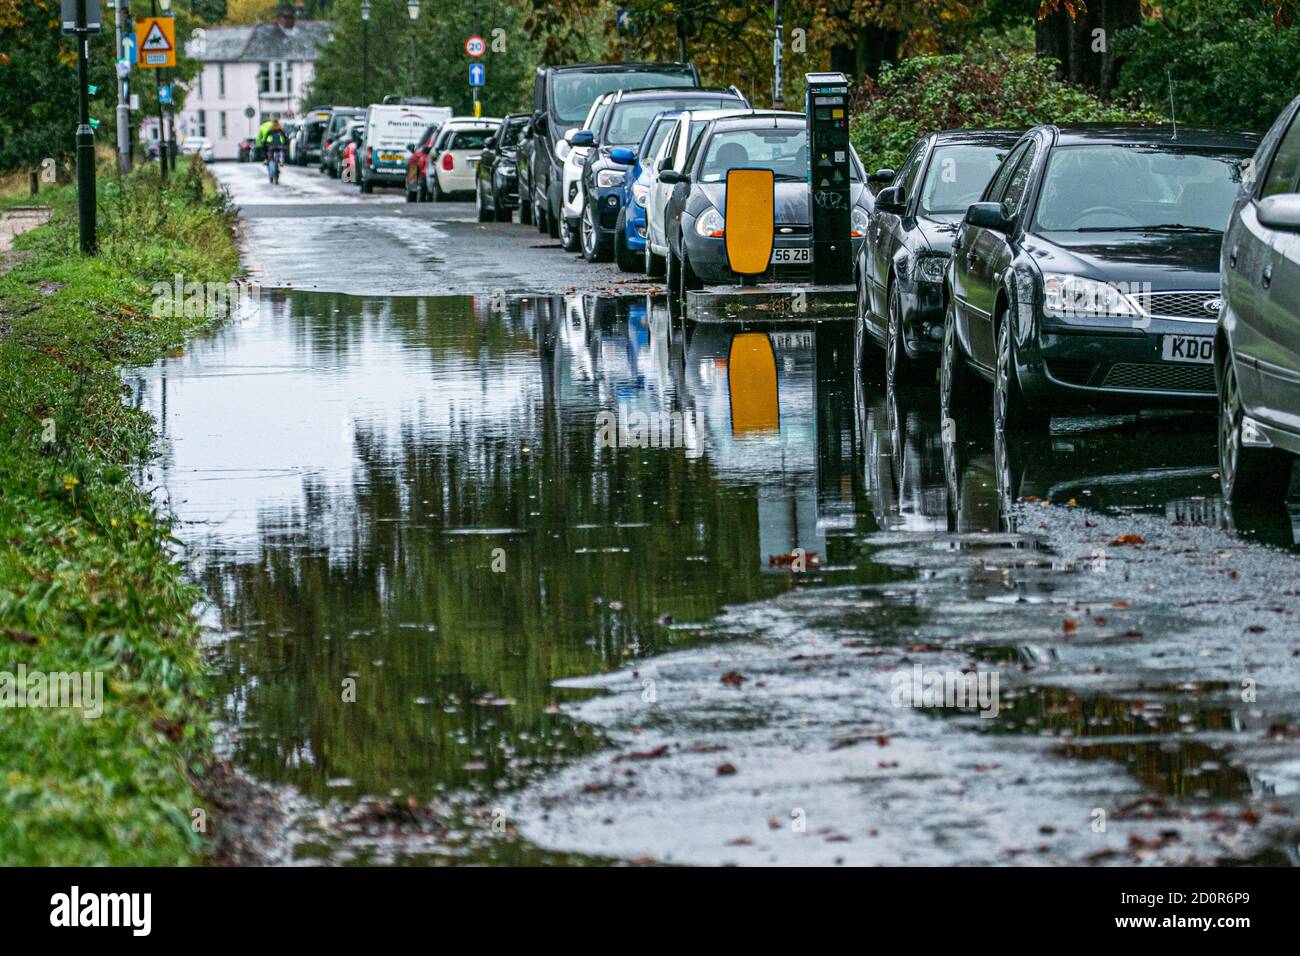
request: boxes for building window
[218,64,225,98]
[197,111,206,137]
[196,67,203,98]
[220,112,227,137]
[260,62,289,94]
[286,63,293,96]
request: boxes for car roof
[705,111,807,129]
[678,107,783,124]
[930,128,1024,146]
[443,116,501,125]
[609,87,742,103]
[540,62,693,75]
[1042,124,1260,149]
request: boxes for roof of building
[185,20,333,63]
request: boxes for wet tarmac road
[130,162,1300,865]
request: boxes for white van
[357,103,452,193]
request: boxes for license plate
[1161,335,1213,364]
[771,247,810,264]
[380,152,403,162]
[771,332,813,350]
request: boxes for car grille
[1132,291,1221,321]
[1045,359,1096,386]
[1100,362,1215,393]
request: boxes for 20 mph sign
[464,35,486,58]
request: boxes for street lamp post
[360,0,370,105]
[408,0,420,99]
[74,0,97,253]
[160,0,175,172]
[150,0,167,181]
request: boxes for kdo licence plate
[1161,335,1213,364]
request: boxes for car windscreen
[305,121,326,145]
[919,144,1010,216]
[448,130,495,151]
[604,97,743,146]
[500,120,526,148]
[1034,144,1250,233]
[697,127,861,183]
[551,70,696,124]
[642,118,675,160]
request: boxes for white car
[555,94,613,252]
[424,117,501,200]
[180,136,215,163]
[644,108,756,274]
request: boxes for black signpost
[63,0,101,255]
[804,72,851,285]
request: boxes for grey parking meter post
[804,72,851,285]
[63,0,102,254]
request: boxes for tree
[1035,0,1145,96]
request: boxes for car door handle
[1229,244,1238,269]
[1263,264,1272,289]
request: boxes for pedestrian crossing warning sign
[136,17,175,69]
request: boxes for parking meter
[804,72,852,285]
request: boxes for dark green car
[940,125,1259,433]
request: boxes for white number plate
[1161,335,1213,364]
[770,247,810,264]
[770,332,813,350]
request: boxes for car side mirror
[659,170,687,185]
[609,147,636,166]
[875,185,905,214]
[407,143,415,152]
[1258,194,1300,233]
[870,167,895,185]
[569,130,595,147]
[967,202,1013,232]
[658,154,674,173]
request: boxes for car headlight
[597,169,625,189]
[555,140,571,162]
[1042,272,1143,319]
[915,254,948,284]
[695,207,725,238]
[632,182,649,207]
[851,206,869,238]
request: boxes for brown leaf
[720,670,747,686]
[1108,533,1146,546]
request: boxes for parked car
[612,109,682,272]
[526,62,701,238]
[237,137,255,162]
[1217,93,1300,504]
[859,129,1021,384]
[578,86,748,263]
[661,111,873,310]
[476,113,529,222]
[557,95,612,251]
[180,136,215,163]
[321,107,363,175]
[645,107,752,276]
[341,125,363,183]
[293,108,332,165]
[425,118,501,201]
[404,123,444,202]
[358,103,453,194]
[940,125,1260,434]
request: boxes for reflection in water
[133,290,1293,861]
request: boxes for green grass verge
[0,159,238,865]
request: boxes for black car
[859,129,1021,386]
[476,113,529,222]
[1217,92,1300,505]
[320,107,363,175]
[526,62,701,239]
[578,87,748,262]
[662,112,872,308]
[940,124,1260,433]
[293,108,332,166]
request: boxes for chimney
[276,3,295,28]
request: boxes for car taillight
[365,146,373,165]
[324,140,331,150]
[441,152,454,171]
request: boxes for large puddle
[129,291,1299,863]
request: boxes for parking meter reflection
[804,72,851,285]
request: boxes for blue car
[611,111,683,272]
[578,87,748,267]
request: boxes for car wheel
[993,315,1047,434]
[359,170,372,194]
[614,209,639,273]
[885,284,919,390]
[646,243,666,278]
[1219,358,1292,503]
[417,178,429,202]
[431,177,444,202]
[666,246,684,320]
[477,183,493,222]
[405,178,418,203]
[939,298,979,419]
[560,215,580,253]
[520,196,533,226]
[535,194,548,233]
[581,202,611,262]
[547,203,560,239]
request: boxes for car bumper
[683,233,815,284]
[493,172,519,208]
[1020,319,1218,410]
[590,189,623,236]
[898,277,946,356]
[624,204,647,252]
[364,164,407,183]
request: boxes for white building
[174,5,333,160]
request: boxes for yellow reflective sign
[728,333,779,435]
[136,16,175,69]
[724,168,775,277]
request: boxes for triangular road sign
[141,21,171,51]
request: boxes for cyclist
[264,119,289,183]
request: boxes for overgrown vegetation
[0,159,238,864]
[849,44,1161,173]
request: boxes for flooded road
[128,163,1300,865]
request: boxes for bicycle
[266,146,285,184]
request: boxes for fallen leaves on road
[1108,533,1146,546]
[720,670,747,686]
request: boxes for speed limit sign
[464,35,485,58]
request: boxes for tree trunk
[1035,0,1141,97]
[829,26,901,83]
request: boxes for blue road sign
[159,83,173,105]
[121,35,137,65]
[469,62,485,87]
